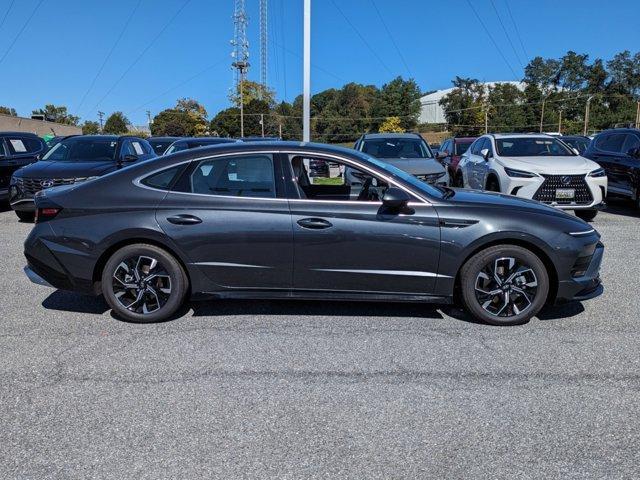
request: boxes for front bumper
[556,242,605,303]
[502,173,607,210]
[24,265,53,288]
[9,184,36,212]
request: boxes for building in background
[0,113,81,137]
[419,81,525,124]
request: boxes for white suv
[458,134,607,221]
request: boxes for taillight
[35,207,61,223]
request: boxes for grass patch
[311,177,344,185]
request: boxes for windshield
[562,137,590,154]
[361,138,433,159]
[496,137,575,157]
[42,137,117,162]
[455,142,471,156]
[354,151,443,199]
[149,140,175,155]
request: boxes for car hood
[448,188,577,219]
[497,155,599,174]
[13,160,116,178]
[380,158,445,175]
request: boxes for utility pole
[636,101,640,130]
[231,0,250,138]
[484,109,488,134]
[260,113,265,137]
[98,111,104,133]
[146,110,152,130]
[558,108,562,134]
[302,0,311,142]
[584,95,595,136]
[540,93,550,133]
[278,122,282,139]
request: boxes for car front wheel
[101,244,189,323]
[459,245,549,326]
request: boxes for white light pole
[302,0,311,142]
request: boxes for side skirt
[193,289,453,304]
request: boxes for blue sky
[0,0,638,125]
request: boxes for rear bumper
[555,242,605,303]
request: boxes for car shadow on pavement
[602,199,640,218]
[537,302,585,321]
[42,290,110,315]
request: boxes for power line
[74,0,142,114]
[488,0,523,70]
[279,0,287,99]
[85,0,192,117]
[0,0,16,31]
[0,0,45,68]
[504,0,528,61]
[464,0,519,80]
[274,41,346,82]
[328,0,394,77]
[126,58,227,116]
[369,0,412,78]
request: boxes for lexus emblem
[40,180,54,188]
[561,176,572,186]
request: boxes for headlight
[504,167,538,178]
[588,168,606,178]
[73,176,99,183]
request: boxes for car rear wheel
[15,211,34,222]
[575,209,598,222]
[101,244,188,323]
[459,245,549,326]
[485,177,500,192]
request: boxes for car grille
[532,174,593,205]
[15,177,76,195]
[417,172,446,184]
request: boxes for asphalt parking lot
[1,203,639,479]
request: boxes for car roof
[0,131,42,138]
[452,136,476,142]
[172,137,237,144]
[149,136,180,141]
[490,133,557,139]
[594,128,640,135]
[361,133,422,140]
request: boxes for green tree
[31,104,79,125]
[375,76,422,130]
[81,120,100,135]
[175,97,209,136]
[229,80,275,108]
[0,106,17,116]
[151,98,209,137]
[439,77,486,135]
[103,112,130,134]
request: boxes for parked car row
[430,128,640,220]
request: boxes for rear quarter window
[141,165,185,190]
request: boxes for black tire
[485,176,500,192]
[575,209,598,222]
[101,244,188,323]
[459,245,549,326]
[453,172,464,187]
[15,211,34,222]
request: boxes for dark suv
[10,135,155,220]
[583,128,640,208]
[0,132,47,202]
[436,136,476,186]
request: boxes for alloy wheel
[112,255,172,314]
[474,257,538,317]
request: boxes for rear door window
[622,134,640,155]
[184,154,276,198]
[7,138,27,154]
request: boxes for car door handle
[297,218,333,229]
[166,214,202,225]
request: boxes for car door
[0,136,42,192]
[590,133,628,196]
[619,133,640,196]
[156,152,293,290]
[469,138,487,189]
[285,152,442,296]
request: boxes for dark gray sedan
[24,142,603,326]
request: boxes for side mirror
[436,151,447,160]
[122,154,138,162]
[572,148,580,156]
[382,187,411,209]
[480,148,490,160]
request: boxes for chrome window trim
[134,149,432,205]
